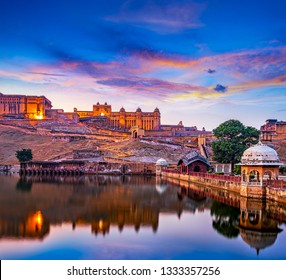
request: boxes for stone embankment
[160,171,286,204]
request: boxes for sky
[1,0,286,130]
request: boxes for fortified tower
[92,102,112,117]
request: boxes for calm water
[1,174,286,260]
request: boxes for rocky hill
[1,124,285,166]
[0,125,192,165]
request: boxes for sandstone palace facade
[260,119,286,141]
[74,102,161,130]
[0,93,161,131]
[0,93,52,119]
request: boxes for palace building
[0,93,52,119]
[74,102,161,130]
[260,119,286,141]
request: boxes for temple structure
[74,102,161,131]
[239,141,283,198]
[177,151,211,173]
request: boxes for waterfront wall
[160,170,286,203]
[0,164,20,174]
[20,161,156,176]
[161,171,241,193]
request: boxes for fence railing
[266,179,286,189]
[163,170,286,187]
[164,169,241,183]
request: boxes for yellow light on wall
[35,114,43,120]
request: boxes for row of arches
[242,169,274,183]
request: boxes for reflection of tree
[16,178,33,192]
[211,201,240,238]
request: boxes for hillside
[1,124,285,166]
[0,125,108,164]
[0,125,191,165]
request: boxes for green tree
[280,166,286,174]
[212,119,259,169]
[15,148,33,163]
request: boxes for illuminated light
[100,112,105,116]
[99,219,103,230]
[33,211,43,231]
[35,114,43,120]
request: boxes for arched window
[249,170,260,182]
[248,213,259,225]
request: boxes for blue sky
[1,0,286,130]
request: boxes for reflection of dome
[240,228,280,253]
[240,141,281,165]
[156,158,168,166]
[156,184,168,194]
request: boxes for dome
[240,141,281,166]
[156,158,168,166]
[136,107,142,112]
[156,183,168,194]
[154,107,160,112]
[120,107,125,112]
[240,228,279,253]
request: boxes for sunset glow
[1,0,286,130]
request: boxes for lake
[0,174,286,260]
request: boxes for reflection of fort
[0,211,49,240]
[1,174,286,253]
[0,175,183,239]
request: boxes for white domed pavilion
[239,141,283,197]
[156,158,168,166]
[155,158,168,175]
[240,141,281,166]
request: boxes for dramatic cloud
[96,77,209,98]
[213,84,227,93]
[107,0,206,32]
[27,72,66,77]
[207,69,216,74]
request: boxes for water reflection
[239,199,282,255]
[0,174,286,259]
[16,177,33,192]
[211,201,240,238]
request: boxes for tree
[15,148,33,163]
[212,119,259,169]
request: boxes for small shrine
[239,141,283,198]
[177,151,210,173]
[155,158,168,175]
